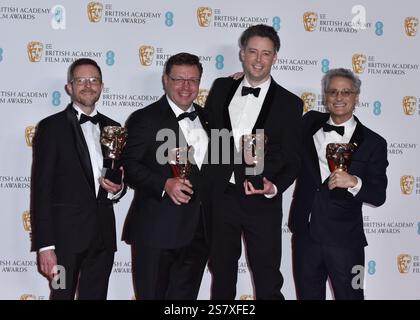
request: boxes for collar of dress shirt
[73,103,98,121]
[327,115,356,133]
[166,95,195,118]
[241,76,271,93]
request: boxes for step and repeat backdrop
[0,0,419,300]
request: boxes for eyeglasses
[71,77,102,86]
[325,89,356,98]
[168,75,200,86]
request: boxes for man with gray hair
[288,68,388,299]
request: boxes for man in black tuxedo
[205,24,303,299]
[289,68,388,300]
[121,52,210,300]
[31,58,124,299]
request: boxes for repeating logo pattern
[404,17,418,36]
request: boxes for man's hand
[328,170,358,190]
[38,249,57,280]
[230,71,244,80]
[100,166,124,194]
[164,177,193,205]
[244,177,276,196]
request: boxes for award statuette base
[246,175,264,190]
[102,168,122,184]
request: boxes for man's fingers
[181,179,193,188]
[169,194,181,205]
[180,185,193,195]
[248,181,256,193]
[177,190,191,203]
[102,178,122,193]
[243,181,250,194]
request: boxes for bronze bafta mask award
[326,143,355,172]
[100,126,127,184]
[241,133,268,190]
[168,145,193,179]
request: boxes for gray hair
[321,68,361,104]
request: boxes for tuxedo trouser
[209,184,284,300]
[131,214,208,300]
[292,235,364,300]
[51,229,114,300]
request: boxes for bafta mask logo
[27,41,44,63]
[400,175,414,195]
[138,45,155,66]
[87,2,103,23]
[22,210,32,232]
[303,11,318,32]
[194,89,209,107]
[404,17,419,36]
[301,92,316,113]
[197,7,213,27]
[20,294,36,300]
[352,53,367,74]
[397,254,412,273]
[402,96,417,115]
[25,126,36,147]
[239,294,255,300]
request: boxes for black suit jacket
[121,96,211,249]
[31,103,122,253]
[205,76,303,212]
[288,110,388,248]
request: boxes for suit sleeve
[354,136,388,206]
[269,97,303,194]
[121,112,167,199]
[31,120,57,251]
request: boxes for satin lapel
[195,103,210,136]
[159,97,185,147]
[307,113,329,185]
[195,103,210,172]
[98,113,113,170]
[65,103,96,194]
[252,77,276,132]
[222,78,241,157]
[349,115,365,152]
[223,78,242,132]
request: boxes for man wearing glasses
[288,68,388,299]
[121,52,210,299]
[31,58,124,299]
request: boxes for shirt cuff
[264,183,278,199]
[39,245,55,253]
[107,183,124,200]
[347,176,362,196]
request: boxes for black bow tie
[177,111,198,121]
[322,123,344,136]
[241,86,261,97]
[79,113,100,125]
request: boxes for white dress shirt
[74,104,103,196]
[227,77,277,198]
[166,96,209,170]
[313,115,362,195]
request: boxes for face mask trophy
[241,133,268,190]
[100,126,127,184]
[326,143,355,173]
[169,145,194,180]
